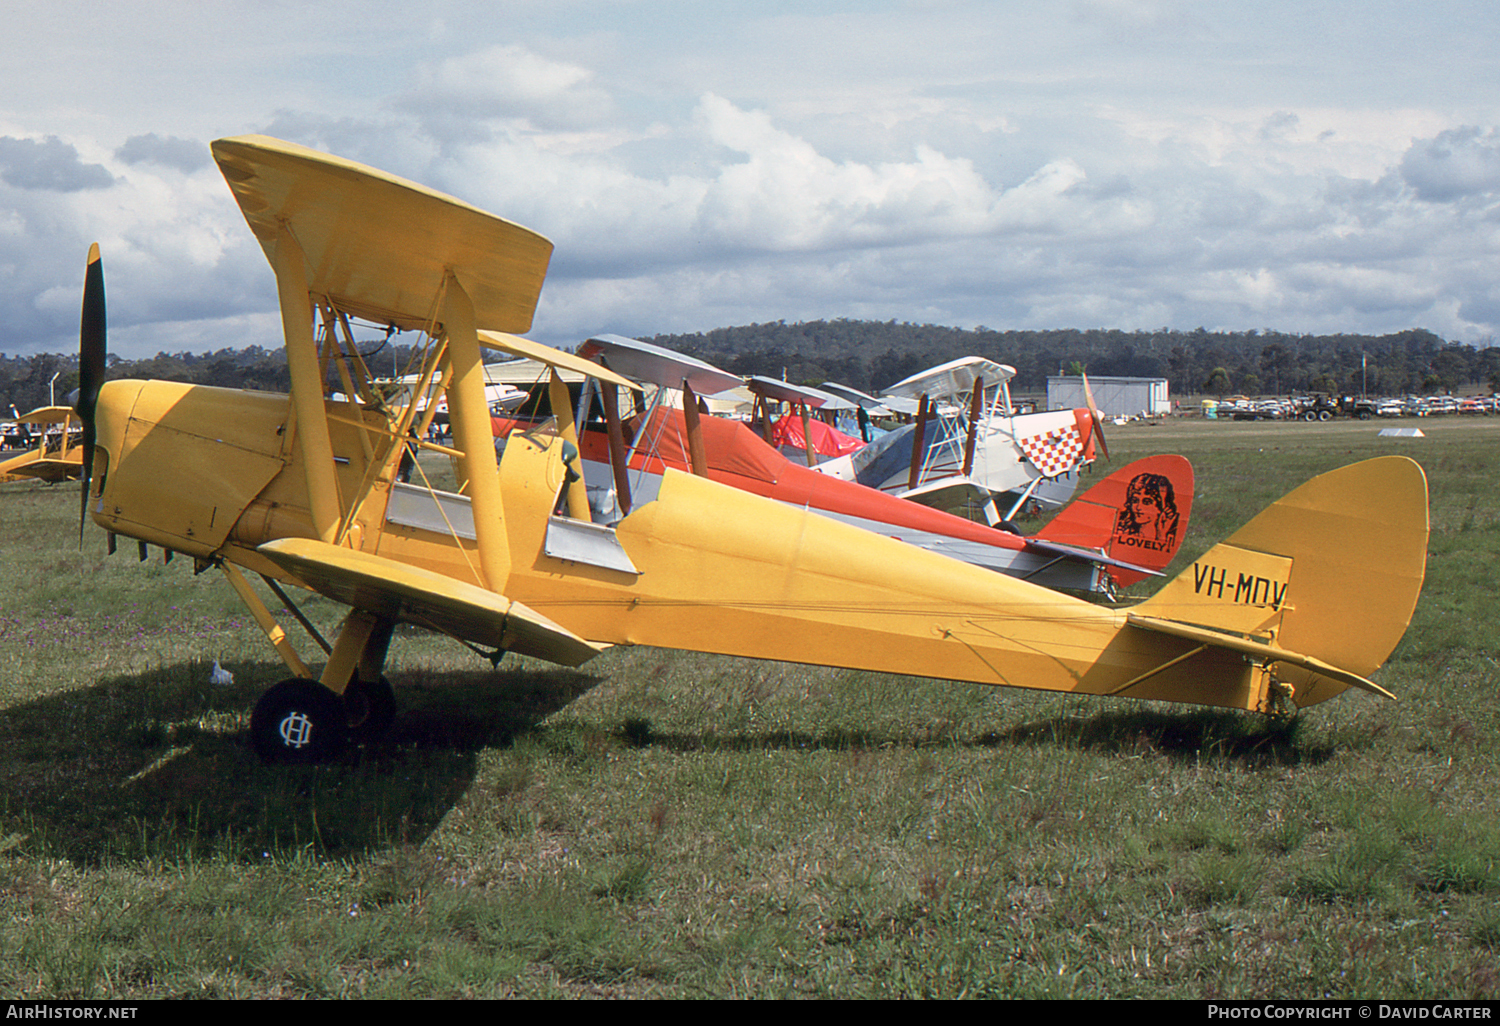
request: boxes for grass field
[1,418,1498,998]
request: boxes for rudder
[1033,454,1194,587]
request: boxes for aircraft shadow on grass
[1,646,1339,866]
[0,659,600,863]
[980,707,1339,768]
[604,692,1336,770]
[0,650,1350,872]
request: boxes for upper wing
[0,406,81,482]
[212,135,553,334]
[16,406,78,426]
[478,331,641,392]
[576,335,744,395]
[882,357,1018,400]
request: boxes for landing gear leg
[250,611,399,764]
[343,614,396,742]
[345,675,397,742]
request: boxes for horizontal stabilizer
[1126,613,1396,700]
[258,538,603,667]
[1021,537,1163,578]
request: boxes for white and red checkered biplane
[815,357,1107,523]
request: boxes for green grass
[1,420,1499,997]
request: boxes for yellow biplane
[0,406,85,483]
[73,135,1429,764]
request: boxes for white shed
[1047,375,1170,417]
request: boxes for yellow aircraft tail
[1130,456,1429,707]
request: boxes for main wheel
[344,675,397,743]
[251,678,348,765]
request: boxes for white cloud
[115,134,211,174]
[399,44,616,135]
[692,94,1007,250]
[0,135,114,192]
[1401,127,1500,203]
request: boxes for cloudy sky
[3,0,1499,358]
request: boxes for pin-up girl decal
[1114,472,1180,549]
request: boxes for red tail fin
[1031,454,1194,588]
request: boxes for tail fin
[1032,454,1194,587]
[1132,456,1428,707]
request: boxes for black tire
[1318,410,1332,421]
[344,675,397,742]
[251,678,348,765]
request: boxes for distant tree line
[4,321,1497,415]
[646,321,1500,399]
[0,341,423,417]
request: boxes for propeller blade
[1091,411,1109,460]
[1082,371,1109,460]
[77,244,105,543]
